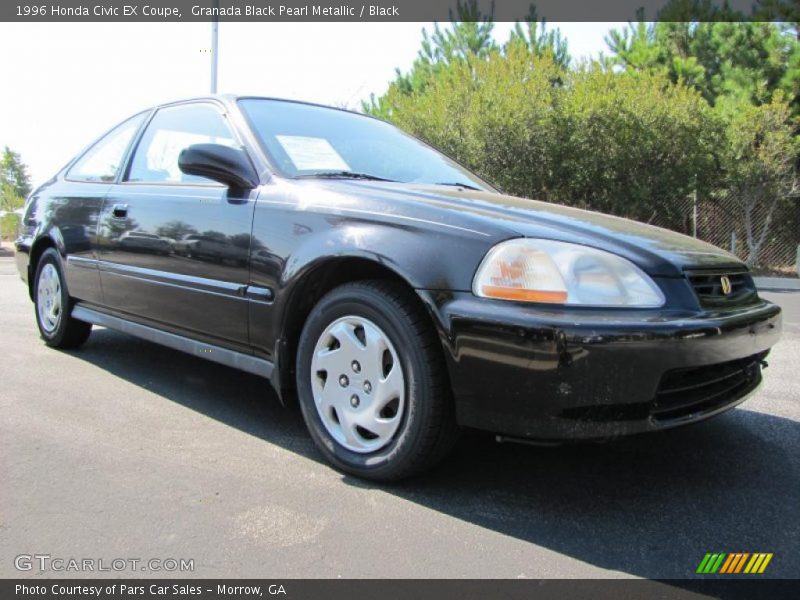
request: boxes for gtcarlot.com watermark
[14,554,194,573]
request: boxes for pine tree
[1,146,32,202]
[605,21,800,116]
[0,147,31,241]
[363,0,572,118]
[506,7,571,70]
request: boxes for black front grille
[686,269,759,308]
[652,352,766,421]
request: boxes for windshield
[238,98,492,190]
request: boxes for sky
[0,22,624,187]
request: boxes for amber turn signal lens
[480,286,569,303]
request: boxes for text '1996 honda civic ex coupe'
[16,95,782,480]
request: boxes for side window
[126,104,238,184]
[67,112,145,183]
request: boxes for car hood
[312,180,744,278]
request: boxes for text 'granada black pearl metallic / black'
[14,95,781,480]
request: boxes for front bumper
[422,292,782,440]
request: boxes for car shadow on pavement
[388,413,800,580]
[69,328,799,580]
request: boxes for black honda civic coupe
[15,95,782,480]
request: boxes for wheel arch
[26,232,64,300]
[271,255,445,401]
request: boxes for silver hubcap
[311,316,405,453]
[37,263,62,333]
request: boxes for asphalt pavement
[1,256,798,580]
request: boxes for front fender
[281,220,492,293]
[247,212,498,382]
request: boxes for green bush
[1,213,20,242]
[551,66,721,224]
[370,49,721,227]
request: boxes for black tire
[296,280,459,481]
[33,248,92,349]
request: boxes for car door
[50,112,147,305]
[95,101,258,350]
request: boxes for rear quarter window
[66,112,146,183]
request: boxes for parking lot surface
[1,256,798,579]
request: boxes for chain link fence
[649,193,800,277]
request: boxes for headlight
[472,239,665,307]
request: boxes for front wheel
[34,248,92,349]
[296,280,458,481]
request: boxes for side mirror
[178,143,258,190]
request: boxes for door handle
[111,203,129,219]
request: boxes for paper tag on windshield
[276,135,350,171]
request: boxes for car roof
[150,94,367,120]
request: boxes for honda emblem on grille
[720,276,733,295]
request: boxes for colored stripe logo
[697,552,773,574]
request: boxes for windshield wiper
[300,171,397,182]
[433,182,482,191]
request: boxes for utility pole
[210,0,219,94]
[692,187,698,238]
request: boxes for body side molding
[96,260,245,298]
[71,305,273,379]
[245,285,274,302]
[66,256,99,269]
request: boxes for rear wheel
[34,248,92,349]
[296,280,458,481]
